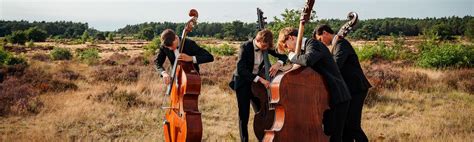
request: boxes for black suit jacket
[290,38,351,106]
[333,39,372,93]
[154,38,214,76]
[232,39,288,90]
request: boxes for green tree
[465,19,474,41]
[25,27,48,42]
[223,21,244,40]
[6,31,28,45]
[81,30,90,42]
[268,9,317,39]
[95,32,106,40]
[138,27,155,41]
[108,33,114,41]
[430,23,454,40]
[352,24,379,40]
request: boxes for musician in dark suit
[154,29,214,84]
[231,29,288,142]
[277,27,351,142]
[315,25,372,142]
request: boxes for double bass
[251,8,276,141]
[330,12,359,54]
[162,9,202,142]
[263,0,330,141]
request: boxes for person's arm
[268,49,288,65]
[188,39,214,64]
[154,47,167,77]
[237,44,258,82]
[333,40,351,69]
[290,42,324,67]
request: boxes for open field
[0,37,473,141]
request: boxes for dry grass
[363,90,473,141]
[0,39,473,141]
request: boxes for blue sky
[1,0,473,31]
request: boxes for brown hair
[277,27,298,53]
[160,29,176,47]
[255,29,274,49]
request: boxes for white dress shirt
[252,40,284,83]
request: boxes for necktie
[263,50,271,81]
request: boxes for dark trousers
[327,100,350,142]
[342,90,369,142]
[235,82,260,142]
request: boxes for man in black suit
[277,27,351,142]
[232,29,288,142]
[154,29,214,84]
[314,25,372,142]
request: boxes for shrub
[95,32,106,40]
[0,77,41,116]
[0,37,6,46]
[442,69,474,94]
[417,44,473,68]
[81,30,90,43]
[398,71,430,91]
[77,48,100,65]
[107,52,130,64]
[355,42,398,62]
[25,27,48,42]
[0,47,28,66]
[50,48,72,60]
[128,55,148,66]
[25,40,35,48]
[92,66,140,83]
[202,44,236,56]
[0,47,9,65]
[47,80,78,92]
[108,33,114,41]
[4,54,27,66]
[31,53,51,61]
[6,31,28,45]
[55,69,82,80]
[138,27,155,41]
[143,37,161,56]
[363,65,401,106]
[0,65,78,116]
[94,86,145,108]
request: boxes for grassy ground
[0,38,473,141]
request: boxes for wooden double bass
[263,0,331,141]
[162,9,202,142]
[330,12,359,54]
[251,8,276,141]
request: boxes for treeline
[0,20,118,44]
[118,21,257,41]
[336,16,473,40]
[0,20,89,39]
[117,14,473,41]
[1,14,473,42]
